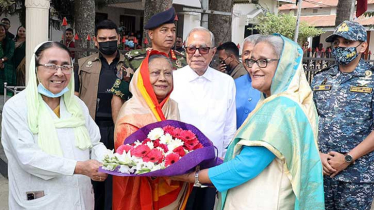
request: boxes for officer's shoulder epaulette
[125,49,147,60]
[314,66,330,75]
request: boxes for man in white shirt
[171,26,236,210]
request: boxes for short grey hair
[185,27,215,47]
[243,34,262,47]
[255,35,283,59]
[148,54,173,68]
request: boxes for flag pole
[294,0,303,42]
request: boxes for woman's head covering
[26,41,92,156]
[115,50,179,126]
[222,35,324,209]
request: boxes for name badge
[313,85,332,91]
[350,86,373,93]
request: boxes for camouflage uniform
[110,48,187,97]
[312,21,374,210]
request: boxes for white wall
[182,13,201,41]
[232,4,258,54]
[279,7,332,16]
[260,0,278,14]
[231,1,278,54]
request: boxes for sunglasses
[185,46,212,55]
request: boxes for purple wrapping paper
[99,120,222,176]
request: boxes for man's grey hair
[149,54,173,68]
[185,26,215,47]
[243,34,262,47]
[255,35,284,59]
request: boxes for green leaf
[253,13,323,43]
[136,168,151,174]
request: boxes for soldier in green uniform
[110,7,187,99]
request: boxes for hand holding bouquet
[100,120,220,176]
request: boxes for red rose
[117,144,133,155]
[158,144,169,153]
[184,139,199,151]
[131,145,151,158]
[179,130,197,142]
[173,146,186,157]
[143,148,163,163]
[165,152,180,167]
[142,138,152,145]
[153,139,161,148]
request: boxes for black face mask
[99,40,118,55]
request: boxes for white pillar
[201,0,208,28]
[25,0,50,84]
[183,13,201,41]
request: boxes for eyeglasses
[185,46,212,55]
[37,63,73,74]
[245,58,279,68]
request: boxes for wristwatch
[345,154,354,163]
[194,170,202,188]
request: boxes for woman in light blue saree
[173,34,324,210]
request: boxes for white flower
[160,133,173,144]
[184,149,190,154]
[103,149,115,161]
[147,128,164,140]
[144,162,155,170]
[134,159,145,171]
[146,141,154,149]
[102,163,118,171]
[158,162,165,169]
[151,164,162,172]
[117,152,133,165]
[133,140,142,147]
[167,138,184,151]
[118,165,132,174]
[130,156,142,165]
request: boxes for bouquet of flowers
[99,120,220,176]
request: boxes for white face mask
[37,83,69,98]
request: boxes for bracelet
[194,169,202,187]
[193,166,207,188]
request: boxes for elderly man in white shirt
[171,27,236,210]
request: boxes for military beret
[144,7,176,30]
[326,21,367,42]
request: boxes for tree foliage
[254,13,323,43]
[0,0,25,26]
[0,0,109,30]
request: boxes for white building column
[25,0,50,83]
[182,13,201,41]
